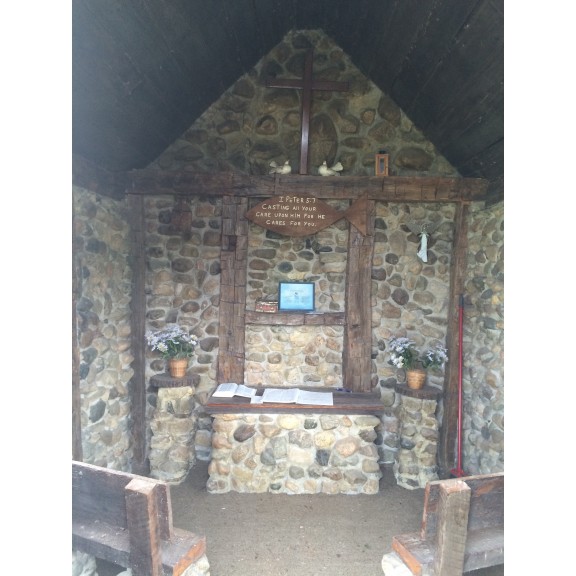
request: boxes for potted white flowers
[146,325,199,378]
[388,336,448,389]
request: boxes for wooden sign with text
[245,194,368,237]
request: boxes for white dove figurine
[269,160,292,175]
[318,160,343,176]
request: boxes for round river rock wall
[73,29,503,481]
[207,413,382,495]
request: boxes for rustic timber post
[439,202,469,476]
[125,478,163,576]
[127,193,149,475]
[217,195,249,383]
[72,211,83,461]
[343,199,375,391]
[432,479,472,576]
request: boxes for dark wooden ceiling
[73,0,504,202]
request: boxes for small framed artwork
[278,282,315,312]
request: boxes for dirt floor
[96,461,504,576]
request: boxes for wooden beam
[72,209,83,462]
[439,203,469,476]
[127,194,149,475]
[432,479,471,576]
[245,311,345,326]
[217,195,248,384]
[126,478,163,576]
[125,169,489,202]
[73,154,126,199]
[343,199,375,391]
[205,388,384,416]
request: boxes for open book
[251,387,333,406]
[212,383,257,398]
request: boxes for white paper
[212,383,238,397]
[250,395,264,404]
[260,388,333,406]
[262,388,299,403]
[212,383,256,398]
[296,390,333,406]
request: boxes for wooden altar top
[205,386,385,415]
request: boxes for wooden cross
[266,49,349,175]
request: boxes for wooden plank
[163,529,207,576]
[438,203,469,476]
[217,196,248,384]
[70,465,125,528]
[392,532,433,576]
[73,526,207,574]
[390,0,479,111]
[326,0,393,89]
[433,479,471,576]
[126,170,489,202]
[73,461,133,528]
[365,0,434,93]
[343,201,375,392]
[245,311,346,326]
[421,473,504,540]
[205,387,384,415]
[73,2,182,170]
[127,193,149,475]
[464,474,504,531]
[72,462,173,532]
[245,194,364,238]
[125,478,163,576]
[72,207,83,462]
[458,138,503,187]
[72,519,130,568]
[463,527,504,571]
[73,154,126,199]
[418,2,503,135]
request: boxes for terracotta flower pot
[168,358,189,378]
[406,369,426,390]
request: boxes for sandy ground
[96,461,504,576]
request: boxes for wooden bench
[72,460,206,576]
[388,472,504,576]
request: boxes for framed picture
[278,282,315,312]
[375,153,389,176]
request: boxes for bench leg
[432,479,471,576]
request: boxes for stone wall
[73,186,134,470]
[462,201,504,474]
[149,29,458,179]
[392,386,442,489]
[149,382,198,483]
[244,198,349,388]
[143,194,223,475]
[207,413,382,495]
[73,28,504,480]
[144,195,222,396]
[371,201,457,391]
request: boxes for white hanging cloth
[417,232,429,262]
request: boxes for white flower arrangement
[146,325,199,360]
[388,336,448,371]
